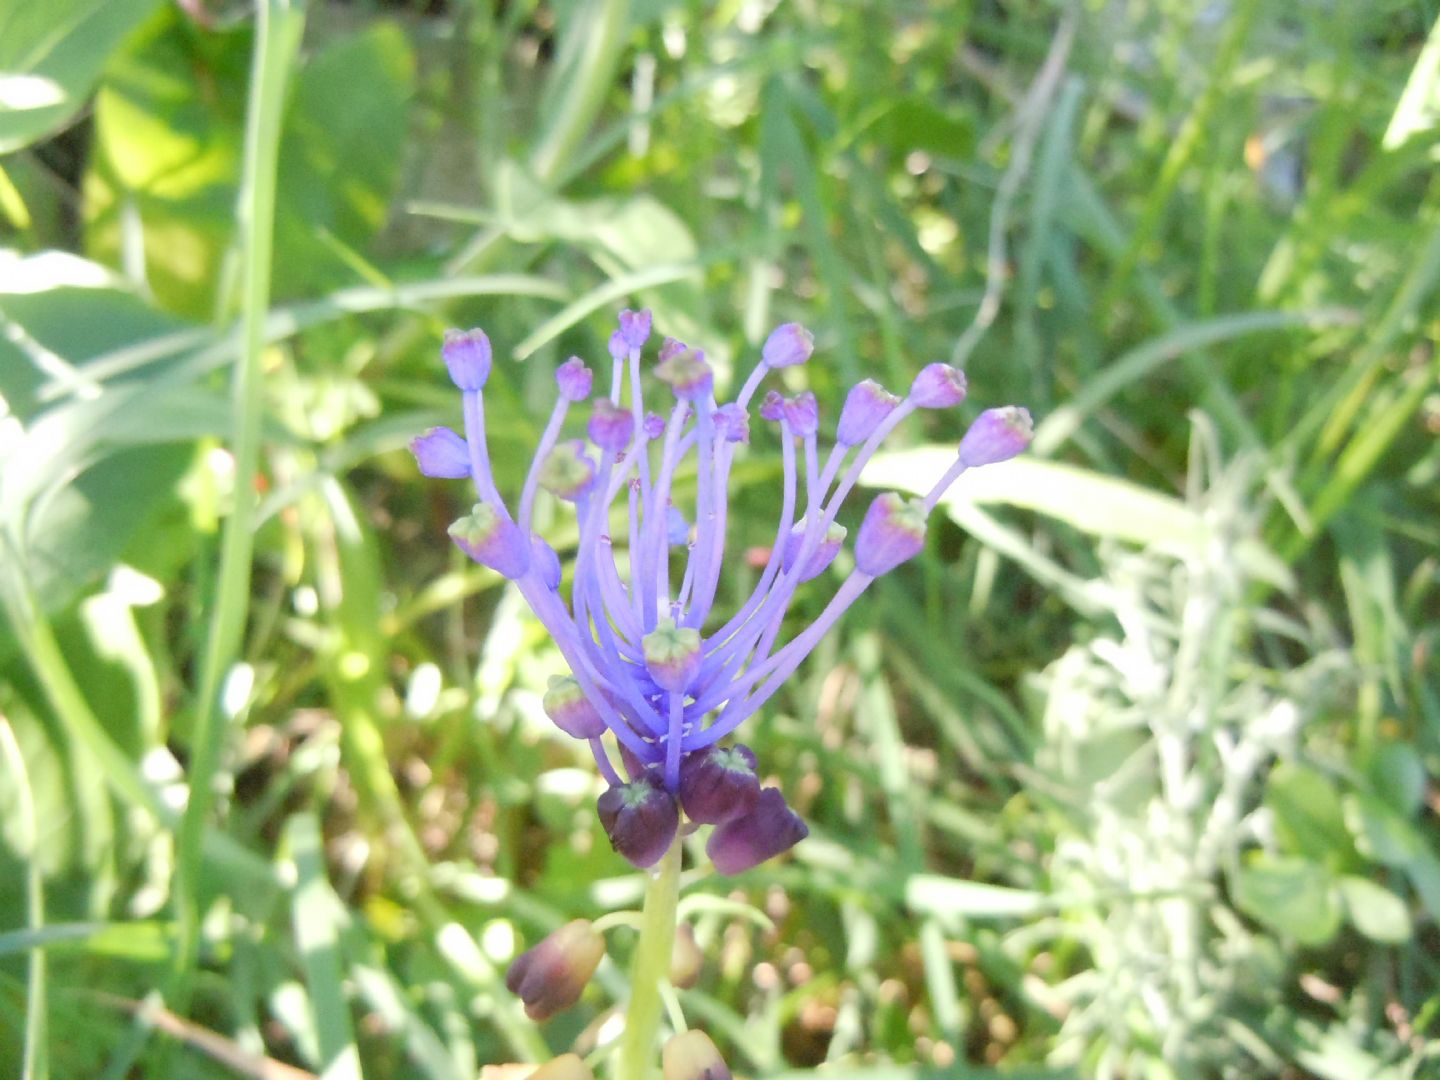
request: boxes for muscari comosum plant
[412,310,1031,1078]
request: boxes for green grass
[1,1,1438,1077]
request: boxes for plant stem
[615,836,682,1080]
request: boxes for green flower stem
[616,835,682,1080]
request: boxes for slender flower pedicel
[412,309,1032,877]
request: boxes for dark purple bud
[656,349,713,401]
[442,328,492,391]
[619,741,655,782]
[643,412,667,440]
[588,398,635,452]
[837,379,900,446]
[597,776,679,868]
[706,787,808,875]
[410,426,470,478]
[642,616,701,692]
[678,744,760,824]
[667,504,690,547]
[531,536,562,590]
[781,391,819,438]
[758,390,785,422]
[854,492,928,576]
[669,924,703,989]
[664,1030,733,1080]
[504,919,605,1021]
[762,323,814,368]
[449,502,530,579]
[959,406,1034,467]
[618,308,653,351]
[543,675,607,739]
[909,362,967,408]
[658,337,687,362]
[556,357,593,401]
[781,520,846,581]
[714,403,750,444]
[539,440,597,501]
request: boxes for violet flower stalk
[412,313,1031,874]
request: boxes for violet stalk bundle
[412,310,1031,1074]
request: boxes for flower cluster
[413,311,1031,873]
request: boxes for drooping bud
[588,398,635,453]
[643,616,702,692]
[837,379,900,446]
[656,349,714,401]
[539,441,597,501]
[706,787,809,875]
[411,426,470,478]
[958,406,1033,467]
[669,923,703,989]
[531,536,562,590]
[543,675,607,739]
[643,412,667,440]
[443,328,492,391]
[758,390,785,422]
[525,1054,597,1080]
[449,502,530,579]
[678,744,760,824]
[504,919,605,1021]
[761,322,814,368]
[663,1030,733,1080]
[781,520,846,581]
[854,492,928,577]
[909,362,967,408]
[618,308,653,351]
[556,357,593,401]
[782,391,819,438]
[597,776,679,868]
[714,403,750,444]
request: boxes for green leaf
[1344,792,1423,868]
[905,874,1046,922]
[1265,763,1355,868]
[1337,876,1412,943]
[1233,855,1342,946]
[0,0,161,153]
[1367,741,1426,819]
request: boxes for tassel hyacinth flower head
[412,310,1031,873]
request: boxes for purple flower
[412,307,1027,871]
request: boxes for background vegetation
[1,0,1438,1076]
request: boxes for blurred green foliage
[1,0,1438,1077]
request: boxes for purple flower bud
[667,504,690,547]
[410,426,470,478]
[758,390,785,422]
[597,776,679,868]
[531,536,562,590]
[556,356,593,401]
[529,1054,598,1080]
[449,502,530,579]
[658,337,687,362]
[643,412,667,440]
[714,403,750,444]
[669,924,703,989]
[782,391,819,438]
[854,492,928,576]
[588,398,635,452]
[706,787,808,875]
[539,440,597,501]
[504,919,605,1021]
[762,322,814,368]
[608,329,629,362]
[663,1030,733,1080]
[678,744,760,824]
[959,406,1034,467]
[442,328,492,391]
[837,379,900,446]
[656,349,714,401]
[543,675,607,739]
[781,520,846,581]
[618,308,653,351]
[909,362,967,409]
[642,616,702,692]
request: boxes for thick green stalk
[172,0,306,988]
[615,837,682,1080]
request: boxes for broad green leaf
[1265,763,1355,868]
[1367,741,1426,819]
[1344,792,1424,868]
[1337,876,1412,943]
[0,0,160,153]
[1383,13,1440,150]
[1234,855,1342,947]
